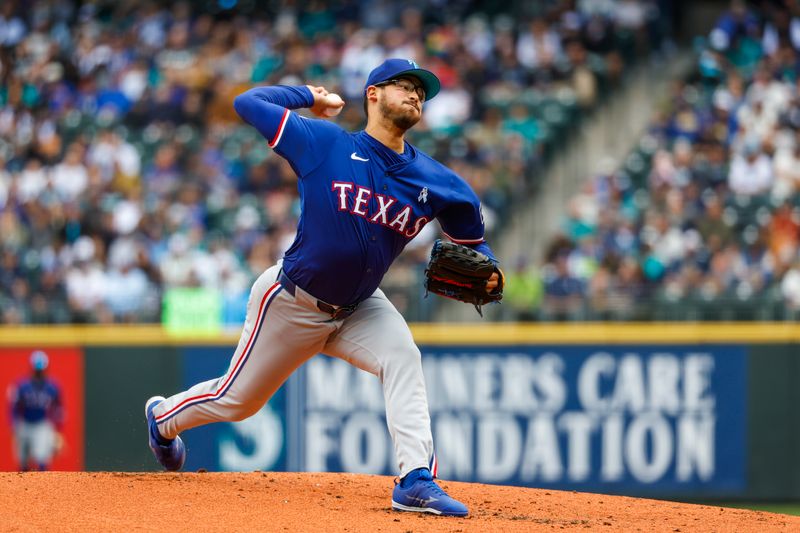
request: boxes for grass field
[717,502,800,516]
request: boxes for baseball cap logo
[408,59,418,68]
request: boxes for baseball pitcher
[145,58,503,517]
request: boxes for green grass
[714,502,800,516]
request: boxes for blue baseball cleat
[145,396,186,471]
[391,468,468,517]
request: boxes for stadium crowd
[0,0,668,324]
[521,0,800,321]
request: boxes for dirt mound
[1,472,797,532]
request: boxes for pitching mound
[2,472,797,532]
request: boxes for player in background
[145,58,502,517]
[10,351,64,471]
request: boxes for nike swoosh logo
[410,496,438,505]
[351,152,369,162]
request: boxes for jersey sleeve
[271,113,344,176]
[436,171,498,263]
[233,85,343,176]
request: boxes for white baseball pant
[152,262,435,477]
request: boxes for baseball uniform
[147,59,497,516]
[11,352,63,471]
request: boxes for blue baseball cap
[30,350,49,371]
[364,58,441,101]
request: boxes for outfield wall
[1,323,799,500]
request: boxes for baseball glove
[424,239,503,316]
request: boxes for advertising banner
[178,344,746,496]
[180,347,289,472]
[0,347,84,471]
[298,345,747,496]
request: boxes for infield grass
[716,502,800,516]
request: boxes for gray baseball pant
[15,421,56,469]
[152,263,434,477]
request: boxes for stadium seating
[0,0,670,324]
[535,1,800,321]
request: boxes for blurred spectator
[728,137,773,195]
[50,144,88,201]
[63,236,111,323]
[516,17,563,72]
[709,0,760,53]
[768,201,800,268]
[564,38,599,108]
[695,194,734,246]
[781,260,800,311]
[772,138,800,200]
[541,252,585,321]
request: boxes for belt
[278,270,359,320]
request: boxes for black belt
[278,270,359,320]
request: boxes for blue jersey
[11,378,62,426]
[234,86,496,306]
